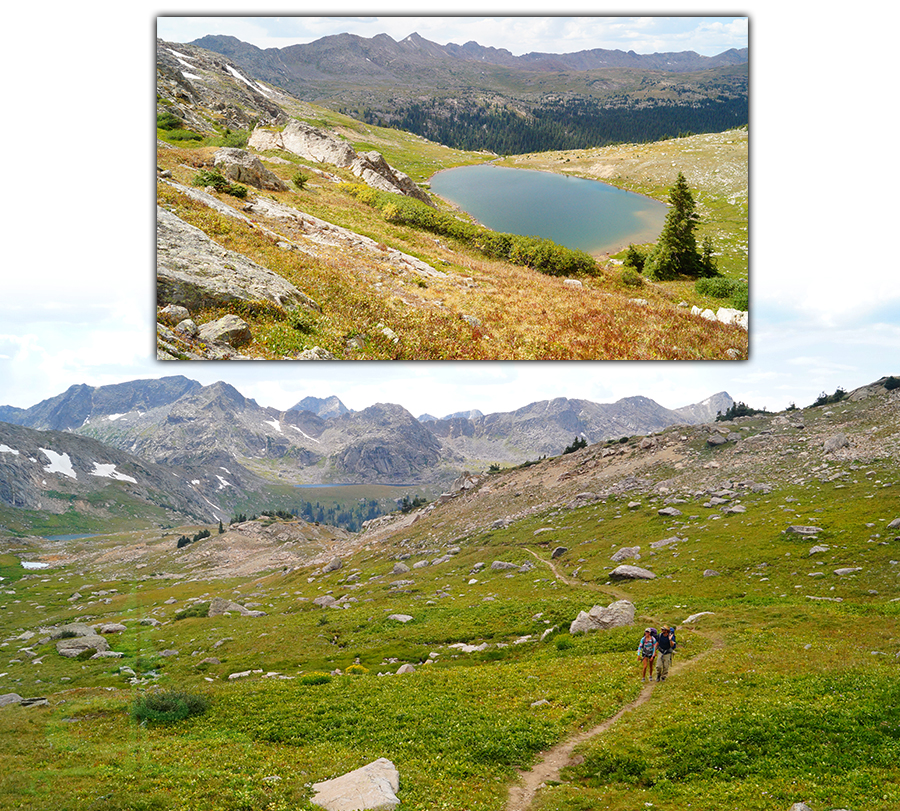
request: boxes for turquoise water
[430,164,667,254]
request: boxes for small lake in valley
[430,164,667,255]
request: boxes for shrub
[555,635,574,651]
[620,267,644,288]
[130,690,209,724]
[729,283,749,311]
[298,671,332,685]
[174,602,210,620]
[292,171,309,190]
[345,664,369,676]
[156,111,182,130]
[623,245,645,272]
[695,277,736,298]
[885,376,900,391]
[287,308,319,335]
[191,169,248,199]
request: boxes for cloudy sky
[156,15,748,58]
[1,2,898,421]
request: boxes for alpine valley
[156,33,748,361]
[0,375,897,811]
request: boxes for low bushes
[342,183,599,278]
[130,690,209,724]
[695,276,749,311]
[191,169,248,199]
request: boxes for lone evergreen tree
[646,172,717,280]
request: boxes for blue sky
[0,2,898,420]
[156,16,748,58]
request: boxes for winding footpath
[506,550,724,811]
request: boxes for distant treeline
[296,498,385,532]
[358,96,748,154]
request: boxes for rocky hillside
[358,376,900,548]
[0,421,261,531]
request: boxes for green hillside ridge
[1,378,897,810]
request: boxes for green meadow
[1,401,898,810]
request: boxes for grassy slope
[1,388,897,810]
[156,111,748,360]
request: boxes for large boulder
[610,565,656,580]
[570,600,635,634]
[310,757,400,811]
[208,597,266,617]
[156,207,321,313]
[56,635,110,658]
[213,147,288,191]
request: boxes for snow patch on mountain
[89,463,137,484]
[40,449,76,479]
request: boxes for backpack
[639,638,656,657]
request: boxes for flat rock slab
[785,526,823,535]
[610,565,656,580]
[157,206,320,313]
[311,757,400,811]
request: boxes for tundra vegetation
[1,387,897,810]
[157,101,748,360]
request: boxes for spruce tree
[646,172,712,280]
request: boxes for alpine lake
[429,163,667,255]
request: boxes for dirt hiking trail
[506,551,724,811]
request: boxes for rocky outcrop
[349,151,433,205]
[249,120,433,205]
[570,600,635,634]
[310,757,400,811]
[213,147,289,191]
[156,206,321,313]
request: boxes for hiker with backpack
[637,628,657,682]
[655,625,676,681]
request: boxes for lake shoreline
[429,163,666,259]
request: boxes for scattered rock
[683,611,715,624]
[395,664,415,674]
[551,546,568,559]
[388,614,413,623]
[323,558,343,574]
[310,757,400,811]
[0,694,23,708]
[702,569,720,577]
[785,526,823,535]
[490,561,518,571]
[198,315,252,348]
[658,507,682,517]
[611,546,640,562]
[833,567,862,576]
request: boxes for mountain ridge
[2,377,735,486]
